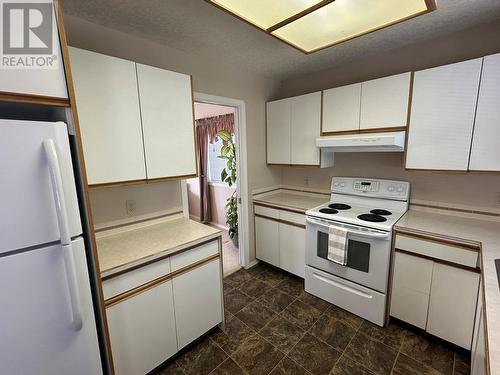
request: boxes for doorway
[187,97,244,276]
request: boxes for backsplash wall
[90,180,183,229]
[280,153,500,212]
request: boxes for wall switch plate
[126,200,136,215]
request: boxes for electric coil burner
[370,209,392,216]
[357,214,387,223]
[319,208,338,214]
[328,203,351,210]
[305,177,410,327]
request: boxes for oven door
[305,216,392,293]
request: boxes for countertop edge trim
[100,233,222,280]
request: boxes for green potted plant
[217,130,238,247]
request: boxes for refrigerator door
[0,237,103,375]
[0,120,82,254]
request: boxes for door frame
[189,92,249,268]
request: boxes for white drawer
[279,210,306,226]
[254,205,280,219]
[170,240,219,272]
[305,265,386,326]
[103,257,171,300]
[395,234,479,268]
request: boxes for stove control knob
[388,185,395,192]
[397,185,405,193]
[340,182,346,187]
[333,182,340,187]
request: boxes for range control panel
[331,177,410,201]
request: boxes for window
[207,134,235,184]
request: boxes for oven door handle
[306,217,391,240]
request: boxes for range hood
[316,131,405,153]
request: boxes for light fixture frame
[206,0,437,54]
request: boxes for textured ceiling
[60,0,500,81]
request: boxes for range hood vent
[316,131,405,153]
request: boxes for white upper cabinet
[290,92,321,165]
[267,93,322,166]
[69,47,146,185]
[322,83,361,133]
[136,64,196,179]
[267,98,291,164]
[0,1,68,99]
[469,53,500,171]
[360,72,411,131]
[406,58,482,170]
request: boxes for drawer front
[170,240,219,272]
[279,210,306,226]
[254,204,280,219]
[305,265,386,326]
[103,258,171,300]
[395,234,478,268]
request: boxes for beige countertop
[253,190,329,212]
[96,217,221,278]
[395,209,500,375]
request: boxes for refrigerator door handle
[43,139,83,331]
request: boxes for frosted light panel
[272,0,429,52]
[209,0,324,29]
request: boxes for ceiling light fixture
[207,0,437,54]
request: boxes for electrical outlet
[304,177,310,186]
[126,200,136,215]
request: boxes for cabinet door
[172,259,223,349]
[360,73,411,131]
[279,223,305,278]
[469,53,500,171]
[426,263,479,349]
[406,58,482,170]
[471,281,486,375]
[0,1,68,99]
[255,216,280,267]
[136,64,196,179]
[322,83,361,133]
[107,281,177,375]
[267,99,291,164]
[390,252,433,329]
[290,92,321,165]
[69,48,146,185]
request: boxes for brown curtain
[195,113,235,223]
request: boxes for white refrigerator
[0,119,103,374]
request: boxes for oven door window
[317,232,370,273]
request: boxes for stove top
[305,177,410,231]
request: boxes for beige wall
[275,19,500,212]
[90,181,183,229]
[64,15,282,261]
[280,154,500,211]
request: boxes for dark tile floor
[154,263,471,375]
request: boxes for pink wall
[209,183,236,228]
[187,179,236,227]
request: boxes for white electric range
[305,177,410,326]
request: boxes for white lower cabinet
[471,281,487,375]
[390,252,433,329]
[255,206,306,278]
[255,216,280,267]
[104,240,223,374]
[390,243,480,350]
[426,263,479,349]
[172,259,223,349]
[279,223,305,278]
[107,281,177,375]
